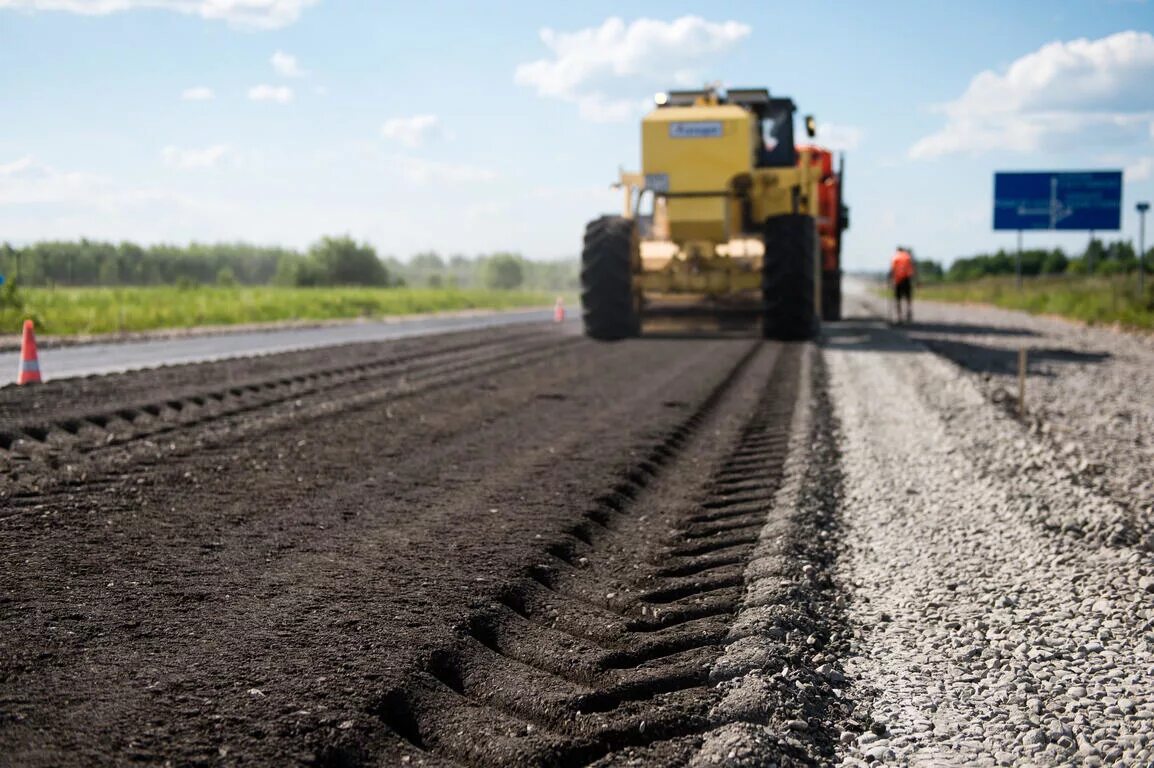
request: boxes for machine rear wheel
[581,216,639,340]
[762,214,818,340]
[821,269,842,322]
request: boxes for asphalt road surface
[3,296,1151,767]
[0,308,553,382]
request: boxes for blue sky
[1,0,1152,271]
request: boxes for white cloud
[180,85,214,101]
[0,154,170,210]
[0,155,229,245]
[575,95,653,124]
[0,155,93,204]
[514,15,751,122]
[248,84,293,103]
[381,114,442,148]
[161,144,231,169]
[392,155,497,185]
[464,199,506,224]
[814,123,862,152]
[0,156,36,177]
[0,0,318,29]
[911,30,1154,159]
[271,50,305,77]
[1126,156,1154,182]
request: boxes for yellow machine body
[641,105,751,243]
[621,90,823,302]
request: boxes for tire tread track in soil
[0,329,578,498]
[2,332,767,767]
[1,328,851,767]
[690,348,861,767]
[329,341,829,767]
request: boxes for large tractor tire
[821,269,842,322]
[761,214,818,340]
[581,216,640,340]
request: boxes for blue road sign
[993,171,1122,231]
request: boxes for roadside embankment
[916,275,1154,332]
[827,302,1154,765]
[856,285,1153,523]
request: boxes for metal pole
[1088,230,1095,274]
[1141,212,1146,296]
[1138,202,1149,296]
[1016,229,1023,289]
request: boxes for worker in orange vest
[889,246,916,323]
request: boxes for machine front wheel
[580,216,640,341]
[762,214,818,340]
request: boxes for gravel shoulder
[827,296,1154,765]
[860,288,1154,526]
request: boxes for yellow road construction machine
[580,86,849,340]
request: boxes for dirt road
[3,296,1151,767]
[2,320,847,766]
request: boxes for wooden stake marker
[1017,347,1028,418]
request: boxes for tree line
[0,237,579,292]
[918,238,1153,283]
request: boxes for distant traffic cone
[17,319,41,385]
[553,297,565,323]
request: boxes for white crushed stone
[828,307,1154,766]
[858,286,1154,523]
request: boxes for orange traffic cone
[553,297,565,323]
[17,319,41,385]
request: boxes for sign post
[994,171,1123,286]
[1139,202,1150,295]
[1016,230,1023,290]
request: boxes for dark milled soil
[1,322,838,767]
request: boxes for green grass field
[916,275,1154,331]
[0,285,558,336]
